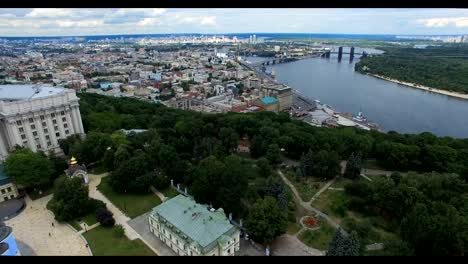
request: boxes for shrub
[113,225,125,238]
[96,207,115,227]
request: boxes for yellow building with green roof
[148,194,240,256]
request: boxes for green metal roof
[260,96,279,105]
[151,195,236,249]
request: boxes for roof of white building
[0,84,66,101]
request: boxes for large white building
[0,85,85,160]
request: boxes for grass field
[287,223,302,235]
[311,189,349,223]
[97,177,162,219]
[284,169,326,201]
[298,219,335,251]
[160,187,179,199]
[83,226,156,256]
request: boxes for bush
[96,207,115,227]
[113,225,125,238]
[152,170,170,190]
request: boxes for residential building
[148,194,240,256]
[0,84,85,160]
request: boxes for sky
[0,8,467,36]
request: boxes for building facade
[149,195,240,256]
[261,84,292,111]
[0,85,85,160]
[0,165,18,202]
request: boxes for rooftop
[260,96,279,105]
[0,84,66,101]
[151,195,235,249]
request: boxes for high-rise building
[0,85,85,160]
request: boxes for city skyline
[0,8,468,37]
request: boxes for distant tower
[349,47,355,62]
[253,34,257,44]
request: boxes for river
[245,47,468,138]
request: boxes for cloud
[56,20,104,28]
[200,16,216,26]
[26,8,71,18]
[418,17,468,28]
[137,17,160,27]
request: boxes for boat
[353,111,367,122]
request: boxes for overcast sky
[0,8,467,36]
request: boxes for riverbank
[369,74,468,101]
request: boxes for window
[169,234,172,240]
[16,120,22,126]
[47,141,52,147]
[44,129,48,134]
[19,127,24,133]
[1,189,5,194]
[10,195,14,199]
[31,124,36,130]
[228,248,231,254]
[36,144,41,149]
[61,111,65,116]
[45,135,50,140]
[29,118,34,123]
[56,132,60,137]
[21,134,26,140]
[33,131,38,137]
[54,126,59,131]
[23,141,28,145]
[62,117,66,122]
[7,187,11,192]
[64,123,68,128]
[51,113,55,118]
[65,130,69,135]
[52,119,57,124]
[4,197,8,202]
[40,115,45,120]
[42,122,47,127]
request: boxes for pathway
[150,186,167,202]
[309,178,337,203]
[270,234,324,256]
[4,195,90,256]
[278,170,341,231]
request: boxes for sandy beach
[369,74,468,100]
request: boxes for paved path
[278,170,341,231]
[310,178,336,203]
[5,195,90,256]
[128,212,176,256]
[270,234,324,256]
[150,186,167,202]
[87,173,140,240]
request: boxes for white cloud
[26,8,71,18]
[200,16,216,26]
[151,8,167,16]
[137,17,159,27]
[56,20,104,28]
[418,17,468,28]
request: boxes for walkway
[87,173,139,240]
[4,195,90,256]
[310,178,337,203]
[270,234,324,256]
[278,170,341,230]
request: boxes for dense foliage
[356,45,468,93]
[67,93,468,246]
[4,148,65,189]
[327,228,360,256]
[344,172,468,255]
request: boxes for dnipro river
[245,47,468,138]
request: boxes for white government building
[0,85,85,160]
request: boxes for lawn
[83,226,156,256]
[97,177,162,219]
[284,169,327,201]
[68,221,82,232]
[311,189,349,223]
[160,187,179,199]
[298,219,335,251]
[331,177,353,189]
[363,160,384,170]
[287,222,302,235]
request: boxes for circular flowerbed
[302,216,318,228]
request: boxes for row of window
[0,186,12,194]
[3,195,15,202]
[15,111,66,126]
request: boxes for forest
[355,45,468,94]
[54,93,468,254]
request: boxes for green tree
[266,144,281,164]
[109,150,151,193]
[245,196,288,245]
[344,152,362,180]
[311,150,341,180]
[327,228,359,256]
[191,156,226,206]
[48,177,91,222]
[257,157,272,178]
[4,148,54,189]
[300,149,314,177]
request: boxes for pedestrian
[48,232,51,237]
[52,222,54,227]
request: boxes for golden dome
[70,156,77,165]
